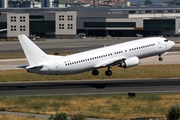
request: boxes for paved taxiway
[0,78,180,96]
[0,37,179,53]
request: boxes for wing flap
[94,57,123,68]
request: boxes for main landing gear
[159,55,163,61]
[92,69,99,76]
[92,67,112,76]
[105,67,112,76]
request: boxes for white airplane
[18,34,175,76]
[0,29,7,32]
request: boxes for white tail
[18,34,50,66]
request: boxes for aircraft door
[55,63,60,72]
[165,41,168,49]
[157,39,162,49]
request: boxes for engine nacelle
[121,56,140,68]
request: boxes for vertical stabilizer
[18,34,48,66]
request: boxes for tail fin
[18,34,49,66]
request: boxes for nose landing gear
[159,55,163,61]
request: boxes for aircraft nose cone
[171,41,175,47]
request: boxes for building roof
[1,5,180,13]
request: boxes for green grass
[0,94,178,119]
[0,64,180,82]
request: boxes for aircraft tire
[92,70,99,76]
[159,57,163,61]
[105,70,112,76]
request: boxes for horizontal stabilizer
[26,64,43,69]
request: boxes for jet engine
[120,56,140,68]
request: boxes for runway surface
[0,78,180,96]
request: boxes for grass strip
[0,64,180,82]
[0,94,179,120]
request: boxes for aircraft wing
[94,57,124,68]
[0,29,7,32]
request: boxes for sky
[126,0,174,4]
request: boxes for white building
[1,5,180,37]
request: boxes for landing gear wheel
[159,57,163,61]
[92,69,99,76]
[105,70,112,76]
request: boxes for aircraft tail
[18,34,49,66]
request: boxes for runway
[0,78,180,96]
[0,37,180,96]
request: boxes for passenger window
[164,40,168,42]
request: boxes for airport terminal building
[1,6,180,38]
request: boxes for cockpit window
[164,40,168,42]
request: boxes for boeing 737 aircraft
[18,34,175,76]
